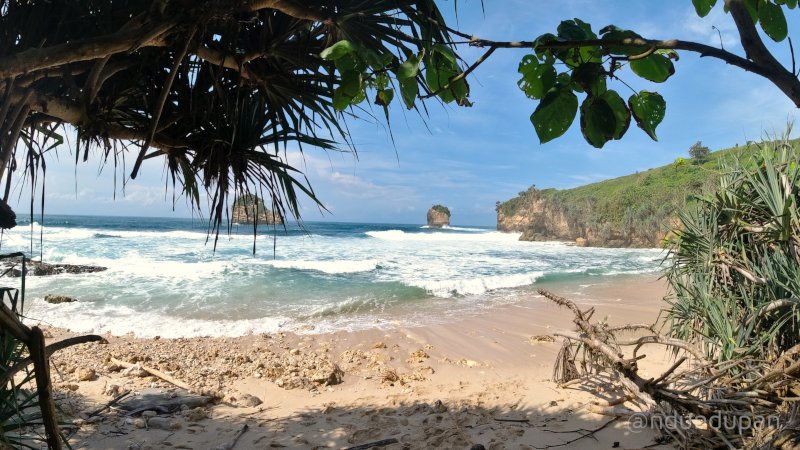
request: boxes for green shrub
[665,134,800,363]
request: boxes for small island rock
[426,205,451,228]
[231,194,283,225]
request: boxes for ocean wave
[366,229,521,242]
[265,259,379,274]
[419,225,485,232]
[302,296,387,318]
[23,300,291,338]
[411,271,544,297]
[444,226,488,232]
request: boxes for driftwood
[110,357,219,398]
[29,326,62,450]
[493,417,530,423]
[536,417,619,449]
[539,288,800,450]
[345,438,400,450]
[86,390,131,418]
[213,423,249,450]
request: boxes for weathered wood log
[29,326,63,450]
[110,357,219,398]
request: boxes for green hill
[496,142,755,247]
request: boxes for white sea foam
[410,271,544,297]
[366,229,521,242]
[265,259,378,274]
[419,225,485,232]
[5,216,664,338]
[24,300,291,338]
[444,226,488,232]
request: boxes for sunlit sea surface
[1,215,664,337]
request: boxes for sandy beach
[38,274,673,449]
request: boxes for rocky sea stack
[426,205,451,228]
[232,194,283,225]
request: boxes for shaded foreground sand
[40,274,674,449]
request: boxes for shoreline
[25,271,665,339]
[43,273,673,449]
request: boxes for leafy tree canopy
[689,141,711,162]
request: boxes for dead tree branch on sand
[540,289,800,450]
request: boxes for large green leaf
[600,27,648,56]
[692,0,718,16]
[530,87,578,144]
[599,90,631,140]
[571,62,606,95]
[557,20,591,40]
[399,77,418,109]
[397,52,423,79]
[580,96,617,148]
[321,40,354,60]
[628,91,666,140]
[332,71,363,111]
[425,45,468,104]
[517,55,557,100]
[630,54,675,83]
[759,0,788,41]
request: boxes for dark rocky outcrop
[426,205,450,228]
[2,261,107,277]
[44,294,76,304]
[0,199,16,229]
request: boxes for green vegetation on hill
[498,142,758,245]
[235,194,267,212]
[431,204,451,217]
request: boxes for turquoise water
[0,215,664,337]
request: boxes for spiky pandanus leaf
[0,0,465,246]
[665,134,800,365]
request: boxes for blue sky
[10,1,799,226]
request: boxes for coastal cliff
[495,143,747,247]
[427,205,451,227]
[496,191,669,248]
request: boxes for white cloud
[713,85,797,136]
[681,6,739,49]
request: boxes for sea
[0,215,665,338]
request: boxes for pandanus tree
[0,0,473,237]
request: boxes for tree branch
[24,89,188,152]
[194,46,262,81]
[725,0,800,105]
[420,45,496,100]
[465,34,800,107]
[0,21,169,80]
[247,0,330,22]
